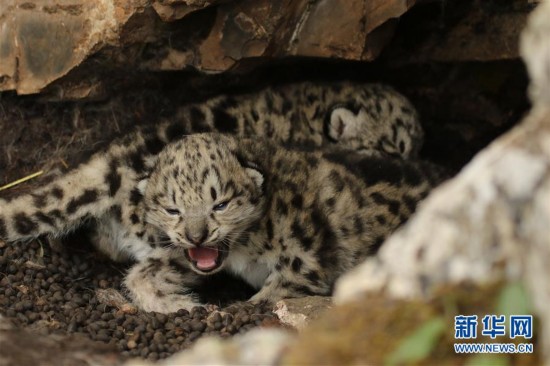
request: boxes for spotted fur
[0,132,445,313]
[161,81,423,158]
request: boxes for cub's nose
[185,229,208,246]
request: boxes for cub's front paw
[138,294,203,314]
[124,253,204,314]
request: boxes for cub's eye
[213,201,229,211]
[164,208,180,216]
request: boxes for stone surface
[281,295,437,365]
[0,0,415,95]
[334,101,550,357]
[387,0,534,64]
[0,0,148,95]
[273,296,332,330]
[151,0,225,22]
[164,0,415,71]
[334,1,550,361]
[124,328,294,366]
[521,0,550,104]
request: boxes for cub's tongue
[187,247,219,270]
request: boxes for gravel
[0,236,280,361]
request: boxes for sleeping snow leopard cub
[149,81,423,159]
[0,134,445,313]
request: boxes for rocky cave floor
[0,236,280,361]
[0,4,533,360]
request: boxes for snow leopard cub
[156,81,423,159]
[0,133,445,313]
[0,80,422,261]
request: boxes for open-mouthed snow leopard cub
[145,81,423,160]
[0,133,445,313]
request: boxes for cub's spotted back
[173,82,423,158]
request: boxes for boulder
[334,1,550,361]
[273,296,332,330]
[0,0,415,96]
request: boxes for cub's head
[141,134,265,275]
[324,85,423,159]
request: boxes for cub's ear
[137,176,149,194]
[325,107,356,142]
[245,165,264,190]
[236,153,264,189]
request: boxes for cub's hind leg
[124,248,203,313]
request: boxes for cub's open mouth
[185,247,228,273]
